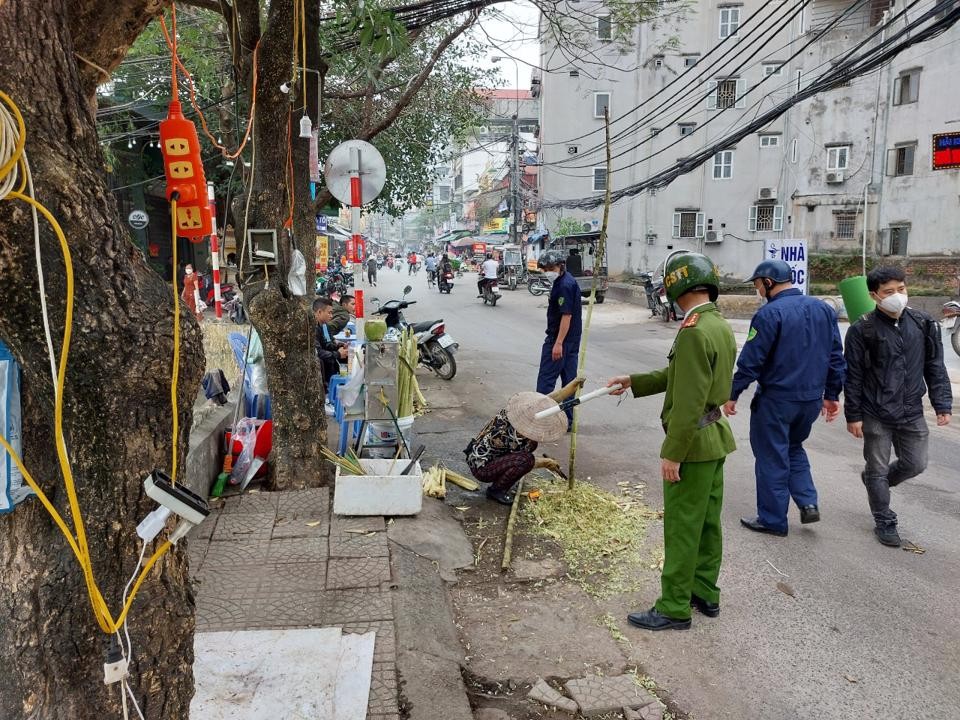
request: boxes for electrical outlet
[177,206,204,230]
[169,161,194,179]
[164,138,190,156]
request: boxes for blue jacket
[731,288,846,403]
[546,271,583,342]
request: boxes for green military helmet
[662,252,720,304]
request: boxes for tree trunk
[0,2,201,718]
[234,0,331,490]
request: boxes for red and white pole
[207,181,223,320]
[349,147,365,324]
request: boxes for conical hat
[506,392,568,443]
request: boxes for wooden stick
[501,477,524,571]
[567,106,613,489]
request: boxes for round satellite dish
[323,140,387,206]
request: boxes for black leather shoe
[800,505,820,524]
[690,594,720,618]
[874,525,902,547]
[627,608,691,631]
[740,516,788,537]
[486,487,515,506]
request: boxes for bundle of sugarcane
[396,328,424,418]
[320,446,365,475]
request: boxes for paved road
[365,268,960,720]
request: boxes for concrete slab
[564,675,658,717]
[527,678,578,714]
[334,631,377,720]
[387,498,475,580]
[326,556,392,589]
[191,627,342,718]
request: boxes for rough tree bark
[0,1,201,718]
[230,0,332,491]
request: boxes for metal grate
[716,80,737,109]
[835,212,857,239]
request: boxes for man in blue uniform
[723,260,846,536]
[536,250,582,429]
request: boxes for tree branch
[178,0,225,15]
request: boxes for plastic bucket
[839,275,875,324]
[366,416,415,448]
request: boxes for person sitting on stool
[314,297,348,388]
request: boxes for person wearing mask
[843,267,952,547]
[477,252,500,297]
[607,252,736,631]
[366,254,378,286]
[425,252,439,286]
[535,250,582,430]
[181,264,203,321]
[313,297,348,388]
[723,260,846,537]
[328,294,356,336]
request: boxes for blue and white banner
[764,238,808,295]
[0,339,30,513]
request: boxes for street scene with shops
[2,0,960,719]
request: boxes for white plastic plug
[136,506,172,543]
[168,518,196,545]
[103,636,128,685]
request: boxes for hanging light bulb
[299,114,313,139]
[127,139,134,149]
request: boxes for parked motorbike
[438,269,454,294]
[639,272,658,318]
[527,272,551,297]
[480,278,502,306]
[943,300,960,357]
[656,283,679,322]
[370,286,458,380]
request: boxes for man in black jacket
[314,297,347,388]
[843,267,952,547]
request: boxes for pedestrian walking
[723,260,846,537]
[535,250,582,430]
[608,252,736,631]
[843,266,952,547]
[366,255,378,286]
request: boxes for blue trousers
[536,337,579,426]
[749,396,822,532]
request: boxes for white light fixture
[299,114,312,139]
[280,81,292,94]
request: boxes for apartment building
[537,0,960,278]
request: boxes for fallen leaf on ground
[843,675,859,683]
[455,506,470,511]
[305,521,321,527]
[902,541,926,554]
[776,581,796,597]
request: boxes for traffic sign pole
[207,182,223,319]
[349,147,365,325]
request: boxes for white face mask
[544,270,559,282]
[877,292,908,316]
[185,268,193,275]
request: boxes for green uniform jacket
[630,303,737,463]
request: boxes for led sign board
[932,132,960,170]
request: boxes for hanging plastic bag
[230,417,265,485]
[288,248,307,296]
[339,361,364,408]
[0,340,31,514]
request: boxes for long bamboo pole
[501,477,524,570]
[566,108,613,490]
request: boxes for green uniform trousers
[655,457,725,620]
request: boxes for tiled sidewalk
[189,488,400,719]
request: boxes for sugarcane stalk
[445,468,480,491]
[501,477,524,571]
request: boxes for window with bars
[707,79,745,110]
[749,204,784,232]
[672,211,705,238]
[594,92,610,118]
[893,69,920,105]
[834,212,857,239]
[763,63,784,76]
[597,15,612,40]
[827,145,850,170]
[887,225,909,255]
[719,7,740,37]
[592,167,607,192]
[713,150,734,179]
[885,143,916,176]
[437,186,451,204]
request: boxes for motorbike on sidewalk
[480,278,502,306]
[943,300,960,357]
[438,269,454,294]
[370,286,458,380]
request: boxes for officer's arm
[923,320,953,415]
[842,325,865,423]
[824,318,846,401]
[630,369,668,398]
[660,330,712,462]
[730,312,777,401]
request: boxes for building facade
[537,0,960,279]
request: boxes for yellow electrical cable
[170,198,180,486]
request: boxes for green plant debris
[520,478,659,598]
[596,612,629,646]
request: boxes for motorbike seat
[410,320,439,333]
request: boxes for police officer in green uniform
[608,252,737,631]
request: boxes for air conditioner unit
[704,230,722,243]
[758,187,778,200]
[826,171,845,184]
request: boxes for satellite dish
[323,140,387,206]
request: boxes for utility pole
[511,113,520,247]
